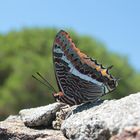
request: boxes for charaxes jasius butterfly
[33,30,118,106]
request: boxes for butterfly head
[53,92,64,101]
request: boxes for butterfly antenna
[32,75,56,93]
[36,72,57,93]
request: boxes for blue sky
[1,0,140,71]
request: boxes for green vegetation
[0,28,140,120]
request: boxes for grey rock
[0,115,67,140]
[19,102,65,127]
[53,105,71,130]
[110,126,140,140]
[61,92,140,140]
[1,92,140,140]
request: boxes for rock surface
[0,92,140,140]
[110,126,140,140]
[0,115,67,140]
[61,92,140,140]
[19,102,65,127]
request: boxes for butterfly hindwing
[52,30,117,105]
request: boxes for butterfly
[33,30,118,106]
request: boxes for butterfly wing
[52,30,117,105]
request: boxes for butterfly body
[52,30,118,105]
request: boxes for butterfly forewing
[52,30,117,105]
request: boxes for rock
[1,92,140,140]
[19,102,65,127]
[0,115,67,140]
[110,126,140,140]
[52,105,71,130]
[61,92,140,140]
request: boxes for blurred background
[0,0,140,120]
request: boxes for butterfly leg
[53,92,64,97]
[53,92,64,102]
